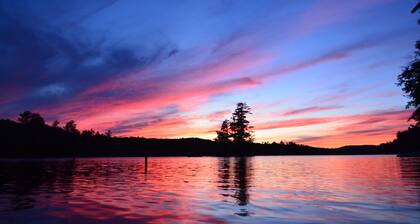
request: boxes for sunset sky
[0,0,419,147]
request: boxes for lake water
[0,155,419,223]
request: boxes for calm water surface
[0,155,419,223]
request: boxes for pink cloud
[256,117,335,130]
[279,106,341,116]
[282,109,414,147]
[257,109,412,131]
[36,72,262,132]
[206,110,231,121]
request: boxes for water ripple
[0,156,419,223]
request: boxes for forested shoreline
[0,114,417,158]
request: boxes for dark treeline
[0,110,416,158]
[380,125,420,154]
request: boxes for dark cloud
[0,7,168,116]
[167,49,179,58]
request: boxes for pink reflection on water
[0,156,419,223]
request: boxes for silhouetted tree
[81,129,95,137]
[18,111,45,126]
[397,40,420,126]
[52,120,60,128]
[64,120,79,135]
[229,102,253,143]
[94,131,102,137]
[105,130,112,138]
[216,119,231,142]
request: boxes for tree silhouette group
[383,4,420,153]
[216,102,254,143]
[381,37,420,152]
[17,111,112,138]
[18,111,45,126]
[398,40,420,126]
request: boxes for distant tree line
[0,108,417,157]
[17,110,112,138]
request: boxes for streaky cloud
[280,106,342,117]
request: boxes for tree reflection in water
[399,157,420,203]
[217,157,253,216]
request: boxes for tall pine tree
[229,102,253,143]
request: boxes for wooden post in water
[144,156,148,174]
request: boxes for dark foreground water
[0,156,419,224]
